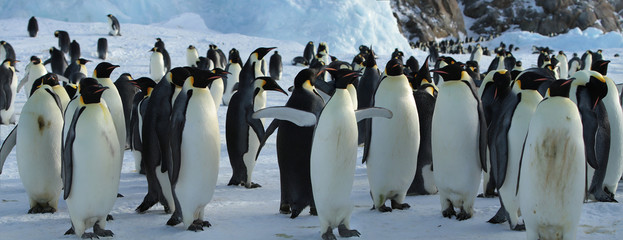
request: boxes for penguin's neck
[253,89,266,111]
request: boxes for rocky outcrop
[391,0,623,42]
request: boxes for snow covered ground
[0,12,623,240]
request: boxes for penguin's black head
[188,69,221,89]
[352,53,364,65]
[431,63,464,82]
[0,40,6,45]
[442,56,457,65]
[93,62,119,78]
[188,45,195,50]
[409,56,431,89]
[132,77,156,93]
[229,48,241,64]
[107,14,112,18]
[591,60,610,76]
[253,47,276,61]
[293,68,317,90]
[586,73,608,110]
[77,58,90,65]
[80,79,108,104]
[308,41,314,46]
[212,68,230,78]
[330,55,337,62]
[54,31,59,37]
[116,73,132,82]
[515,61,523,68]
[155,38,165,49]
[384,59,404,77]
[30,73,60,96]
[492,70,511,100]
[331,69,360,89]
[318,43,327,53]
[254,76,287,96]
[168,67,191,86]
[364,49,376,68]
[547,79,572,98]
[359,45,370,55]
[150,47,161,53]
[69,72,86,85]
[30,56,41,64]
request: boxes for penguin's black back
[97,38,108,60]
[27,16,38,37]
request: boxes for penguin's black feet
[65,227,75,235]
[246,182,262,188]
[139,168,146,175]
[80,232,99,239]
[390,200,410,210]
[135,200,156,213]
[591,189,617,202]
[106,214,114,221]
[456,208,472,221]
[603,188,618,202]
[227,178,242,186]
[187,222,204,232]
[117,193,124,198]
[477,191,498,198]
[166,215,182,226]
[290,208,302,219]
[487,207,507,224]
[442,207,456,218]
[511,223,526,231]
[279,203,291,215]
[93,223,114,237]
[28,205,56,214]
[338,224,360,238]
[309,207,318,216]
[377,204,392,212]
[321,228,337,240]
[193,219,211,227]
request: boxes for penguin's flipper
[577,88,600,169]
[169,90,191,185]
[0,68,13,110]
[246,104,265,161]
[44,87,62,111]
[252,106,317,127]
[0,125,17,174]
[490,94,520,189]
[463,80,488,171]
[43,58,51,65]
[232,82,239,92]
[314,78,335,96]
[355,107,393,122]
[17,72,29,92]
[63,106,86,200]
[515,128,530,196]
[256,119,280,160]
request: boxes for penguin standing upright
[150,47,166,82]
[303,41,315,64]
[269,51,283,80]
[226,47,283,188]
[431,64,487,220]
[364,59,420,212]
[186,45,199,67]
[63,58,89,79]
[154,38,171,72]
[165,70,221,231]
[136,67,190,213]
[107,14,121,36]
[356,50,380,145]
[54,30,70,54]
[69,40,80,63]
[18,56,47,96]
[129,77,156,173]
[223,48,242,106]
[0,41,16,61]
[568,53,581,77]
[62,79,120,238]
[114,73,139,149]
[470,43,483,64]
[27,16,38,37]
[519,79,585,240]
[97,38,108,60]
[0,59,17,125]
[581,50,593,71]
[43,47,67,75]
[207,44,222,69]
[556,51,569,78]
[208,68,227,109]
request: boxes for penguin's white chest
[186,49,199,67]
[150,53,165,81]
[209,78,224,109]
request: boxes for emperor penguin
[357,50,380,145]
[519,79,585,240]
[486,72,546,230]
[351,53,365,72]
[97,38,107,60]
[269,51,283,80]
[54,30,70,54]
[30,73,71,113]
[568,53,581,77]
[165,70,221,231]
[570,70,614,202]
[186,45,199,67]
[0,41,16,61]
[208,68,227,108]
[580,50,593,71]
[27,16,38,37]
[18,56,47,97]
[154,38,171,72]
[207,44,222,70]
[16,74,64,214]
[431,63,487,220]
[556,51,569,78]
[470,43,483,64]
[317,42,330,73]
[63,58,90,79]
[107,14,121,36]
[591,60,623,196]
[69,40,80,63]
[63,79,121,238]
[364,59,420,212]
[93,62,126,159]
[129,77,157,173]
[0,59,17,125]
[226,47,282,188]
[136,67,190,213]
[114,73,139,149]
[150,47,166,82]
[43,47,67,75]
[303,41,315,64]
[223,48,242,106]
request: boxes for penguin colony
[0,16,621,240]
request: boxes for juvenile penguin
[15,74,64,214]
[43,47,67,75]
[150,47,166,82]
[186,45,199,67]
[165,70,221,231]
[431,63,487,220]
[97,38,108,60]
[114,73,139,149]
[54,30,70,54]
[27,16,38,37]
[364,59,420,212]
[0,59,17,125]
[107,14,121,36]
[519,79,585,240]
[18,56,47,97]
[269,51,283,80]
[63,80,121,238]
[223,48,242,106]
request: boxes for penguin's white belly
[519,98,584,240]
[432,82,481,203]
[186,50,199,67]
[367,81,419,201]
[347,84,357,108]
[602,78,623,193]
[241,91,266,182]
[66,106,121,224]
[16,93,63,205]
[100,85,126,159]
[209,78,224,108]
[155,165,174,211]
[175,91,219,225]
[25,65,47,95]
[150,54,165,82]
[222,65,240,105]
[311,91,356,228]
